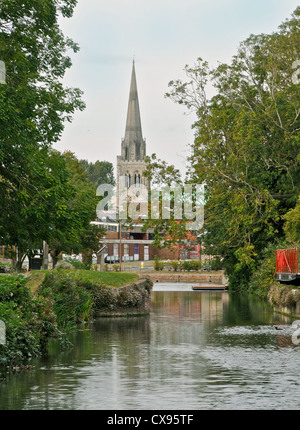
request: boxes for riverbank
[1,290,297,410]
[268,283,300,317]
[0,270,152,372]
[25,269,140,292]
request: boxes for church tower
[117,60,149,190]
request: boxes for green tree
[0,149,100,270]
[142,154,194,251]
[284,195,300,243]
[165,8,300,289]
[49,151,103,267]
[79,159,115,188]
[0,149,76,269]
[0,0,84,191]
[0,1,86,267]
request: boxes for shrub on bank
[0,270,149,372]
[248,241,291,299]
[78,278,152,316]
[181,260,202,271]
[154,256,164,271]
[38,272,93,330]
[61,257,91,271]
[0,276,57,369]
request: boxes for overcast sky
[55,0,299,178]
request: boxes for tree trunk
[82,250,92,265]
[50,250,60,268]
[16,252,26,272]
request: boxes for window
[124,243,129,261]
[144,245,149,261]
[134,244,139,261]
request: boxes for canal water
[0,284,300,410]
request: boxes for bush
[0,275,57,369]
[38,272,93,330]
[182,260,201,271]
[210,257,223,270]
[248,241,290,299]
[170,261,180,271]
[154,255,164,271]
[55,260,74,270]
[84,283,117,312]
[189,260,202,271]
[63,257,91,270]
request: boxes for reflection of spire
[124,60,143,150]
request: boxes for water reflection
[0,288,299,410]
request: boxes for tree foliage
[79,159,115,188]
[0,0,84,192]
[142,154,199,250]
[47,151,103,266]
[165,8,300,287]
[0,1,106,268]
[284,196,300,243]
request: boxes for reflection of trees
[222,292,275,326]
[0,317,151,410]
[0,292,294,409]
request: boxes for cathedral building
[117,60,150,191]
[97,61,201,264]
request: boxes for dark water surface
[1,284,299,410]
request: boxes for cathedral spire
[117,61,149,192]
[123,60,144,160]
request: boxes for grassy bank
[0,270,142,373]
[26,269,139,293]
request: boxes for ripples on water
[0,286,299,410]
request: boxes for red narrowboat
[275,248,300,285]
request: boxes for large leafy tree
[0,0,84,190]
[1,149,74,269]
[284,196,300,243]
[0,1,86,266]
[49,151,102,266]
[142,153,189,250]
[165,8,300,288]
[0,149,102,270]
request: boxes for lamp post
[197,232,203,266]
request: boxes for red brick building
[95,220,201,263]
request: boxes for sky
[55,0,299,178]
